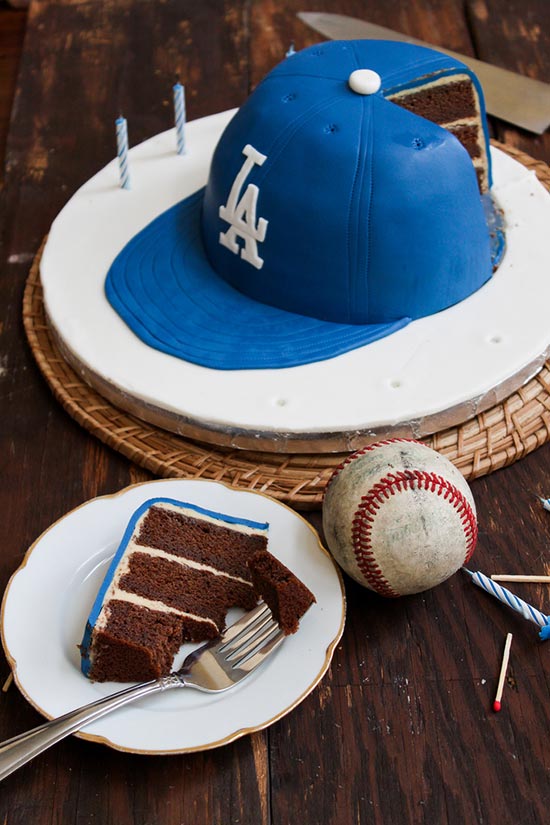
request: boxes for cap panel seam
[344,41,364,322]
[363,104,375,322]
[345,102,364,324]
[260,71,352,83]
[349,99,374,322]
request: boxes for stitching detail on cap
[351,469,478,598]
[345,39,363,321]
[345,103,364,323]
[363,103,375,321]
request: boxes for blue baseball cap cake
[106,40,503,370]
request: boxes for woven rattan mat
[23,142,550,509]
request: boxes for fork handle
[0,675,181,781]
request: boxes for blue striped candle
[116,115,130,190]
[464,568,550,640]
[173,81,186,155]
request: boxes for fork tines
[218,602,271,651]
[217,602,284,671]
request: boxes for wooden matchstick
[491,575,550,583]
[493,633,513,713]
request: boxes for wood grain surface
[1,1,550,823]
[0,5,26,180]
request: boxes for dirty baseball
[322,439,478,597]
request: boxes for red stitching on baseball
[352,469,478,598]
[324,438,422,498]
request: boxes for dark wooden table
[1,1,550,822]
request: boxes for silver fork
[0,602,283,781]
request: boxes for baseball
[322,439,477,597]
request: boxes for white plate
[0,479,345,754]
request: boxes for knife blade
[298,12,550,134]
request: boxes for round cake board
[38,112,550,454]
[24,239,550,510]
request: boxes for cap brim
[105,188,410,370]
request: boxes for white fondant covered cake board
[40,110,550,453]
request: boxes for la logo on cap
[219,144,269,270]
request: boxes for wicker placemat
[23,142,550,509]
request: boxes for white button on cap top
[348,69,382,95]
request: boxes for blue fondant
[482,194,506,269]
[80,497,269,676]
[106,191,410,368]
[267,39,493,187]
[539,624,550,641]
[105,39,500,371]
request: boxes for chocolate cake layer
[387,73,488,193]
[86,599,186,682]
[136,505,267,579]
[446,123,482,158]
[119,551,256,628]
[389,79,477,124]
[248,551,315,635]
[80,498,270,682]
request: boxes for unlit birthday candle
[464,568,550,640]
[116,115,130,190]
[173,80,186,155]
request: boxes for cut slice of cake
[80,498,269,682]
[247,551,316,635]
[385,72,490,193]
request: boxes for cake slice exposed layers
[80,498,269,682]
[248,551,316,635]
[386,72,489,193]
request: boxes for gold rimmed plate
[0,479,345,754]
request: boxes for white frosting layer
[128,541,253,586]
[152,500,268,537]
[40,112,550,444]
[94,498,255,633]
[96,590,217,631]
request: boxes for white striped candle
[173,81,186,155]
[116,115,130,190]
[464,568,550,640]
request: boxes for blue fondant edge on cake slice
[80,497,269,677]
